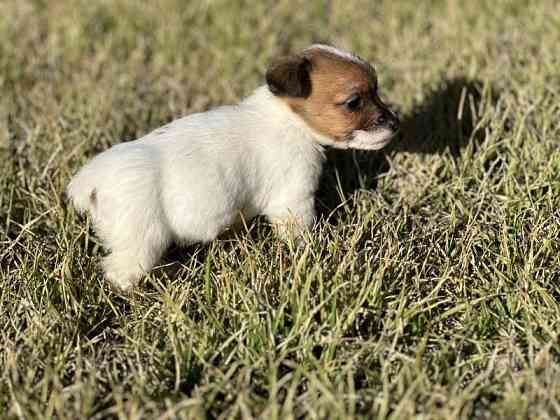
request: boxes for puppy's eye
[344,95,362,112]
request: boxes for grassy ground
[1,0,560,418]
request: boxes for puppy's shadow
[393,77,487,156]
[150,244,211,284]
[317,77,490,220]
[151,220,273,284]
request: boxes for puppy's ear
[266,54,312,98]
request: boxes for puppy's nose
[388,111,400,131]
[377,109,400,131]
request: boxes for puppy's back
[67,142,158,215]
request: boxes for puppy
[68,44,399,291]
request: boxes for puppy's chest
[254,144,324,200]
[232,153,322,224]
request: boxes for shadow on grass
[150,219,272,287]
[317,76,488,220]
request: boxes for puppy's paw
[272,220,311,250]
[105,271,142,294]
[103,256,143,293]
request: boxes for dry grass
[1,0,560,418]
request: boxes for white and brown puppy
[68,44,399,291]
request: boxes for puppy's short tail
[67,168,98,214]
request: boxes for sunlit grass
[1,0,559,418]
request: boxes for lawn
[1,0,559,418]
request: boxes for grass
[1,0,560,418]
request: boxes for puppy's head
[266,44,399,150]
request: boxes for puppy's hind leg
[100,214,171,292]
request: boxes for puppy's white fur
[346,128,395,150]
[68,87,325,290]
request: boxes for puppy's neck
[243,86,337,149]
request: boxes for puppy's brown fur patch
[271,47,390,142]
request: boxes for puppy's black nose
[377,109,399,131]
[388,113,400,131]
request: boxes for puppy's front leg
[266,197,315,246]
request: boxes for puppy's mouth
[344,126,398,151]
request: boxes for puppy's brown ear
[266,54,312,98]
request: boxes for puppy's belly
[164,191,255,244]
[158,149,260,244]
